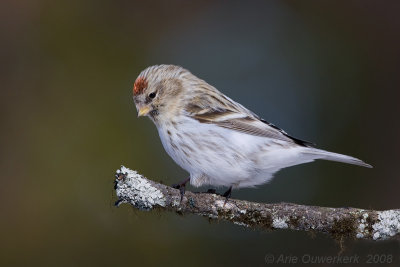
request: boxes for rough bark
[114,166,400,241]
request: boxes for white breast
[155,116,306,188]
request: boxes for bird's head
[132,65,190,122]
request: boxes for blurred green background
[1,0,399,266]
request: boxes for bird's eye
[149,92,156,99]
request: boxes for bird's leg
[222,186,232,205]
[172,177,190,202]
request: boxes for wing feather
[184,91,314,147]
[186,107,313,147]
[193,110,293,142]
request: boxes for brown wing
[184,93,314,147]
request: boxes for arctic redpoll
[132,65,372,199]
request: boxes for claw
[222,186,232,205]
[172,177,190,202]
[179,186,185,202]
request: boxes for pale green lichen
[215,200,235,209]
[355,211,370,239]
[115,166,166,210]
[272,217,289,229]
[372,210,400,240]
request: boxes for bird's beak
[137,106,151,117]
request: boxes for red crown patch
[133,77,148,95]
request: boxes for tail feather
[302,148,373,168]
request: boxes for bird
[132,64,372,200]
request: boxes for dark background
[1,0,399,266]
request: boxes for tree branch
[114,166,400,241]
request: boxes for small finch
[132,65,372,199]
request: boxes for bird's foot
[172,177,190,202]
[222,186,232,206]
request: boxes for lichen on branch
[114,166,400,241]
